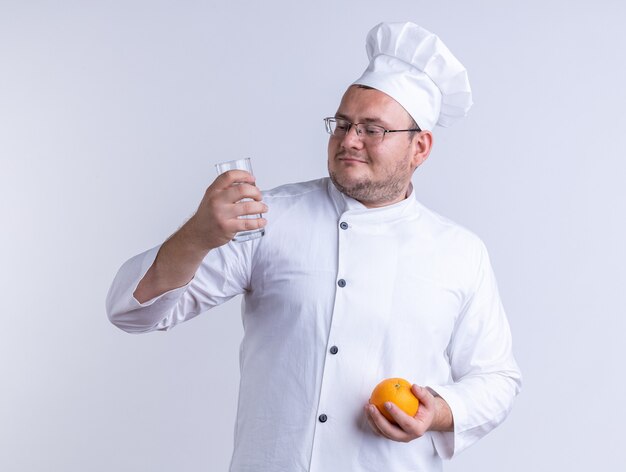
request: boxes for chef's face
[327,85,432,208]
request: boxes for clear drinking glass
[214,157,265,242]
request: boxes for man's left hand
[364,385,453,442]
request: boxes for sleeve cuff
[129,246,193,307]
[106,245,193,333]
[427,384,467,460]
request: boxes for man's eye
[336,122,349,131]
[365,126,382,136]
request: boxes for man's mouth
[337,154,368,164]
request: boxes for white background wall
[1,1,625,470]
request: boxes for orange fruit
[369,377,419,424]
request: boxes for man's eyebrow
[335,112,384,124]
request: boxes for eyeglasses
[324,117,421,144]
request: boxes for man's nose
[341,125,364,147]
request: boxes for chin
[330,162,368,181]
[328,166,409,206]
[329,170,370,199]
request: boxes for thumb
[411,385,435,411]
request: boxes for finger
[231,216,267,233]
[231,200,269,218]
[223,183,264,203]
[382,402,422,440]
[411,385,435,415]
[215,170,256,188]
[368,403,411,442]
[365,404,389,435]
[363,405,384,437]
[216,169,256,185]
[221,213,267,234]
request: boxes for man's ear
[411,130,433,169]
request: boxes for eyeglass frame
[323,117,421,143]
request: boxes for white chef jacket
[107,177,521,472]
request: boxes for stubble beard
[328,155,412,206]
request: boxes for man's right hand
[186,170,268,250]
[133,170,268,303]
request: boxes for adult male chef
[107,22,521,471]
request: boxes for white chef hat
[353,22,473,131]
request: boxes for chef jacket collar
[327,179,420,223]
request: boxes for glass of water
[214,157,265,242]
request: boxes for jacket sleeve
[429,241,522,458]
[105,243,252,334]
